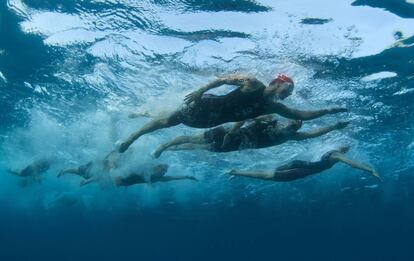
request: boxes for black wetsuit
[116,173,146,186]
[20,159,51,177]
[78,161,94,179]
[273,150,338,181]
[203,118,292,152]
[179,81,267,128]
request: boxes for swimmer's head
[338,145,351,153]
[152,164,169,176]
[266,74,294,100]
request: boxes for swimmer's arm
[185,75,252,103]
[221,121,245,148]
[330,153,382,181]
[228,169,274,180]
[267,102,347,120]
[291,121,350,141]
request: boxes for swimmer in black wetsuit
[114,164,197,187]
[7,159,53,183]
[58,161,113,186]
[153,115,350,158]
[58,161,95,185]
[59,162,196,187]
[115,74,347,156]
[228,145,381,181]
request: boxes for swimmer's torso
[181,80,267,128]
[20,159,51,177]
[237,118,289,149]
[204,118,292,152]
[272,150,339,181]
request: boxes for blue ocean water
[1,0,414,260]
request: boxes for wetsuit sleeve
[200,75,253,92]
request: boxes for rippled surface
[1,0,414,260]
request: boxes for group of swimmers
[7,74,381,188]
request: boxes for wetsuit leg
[153,133,205,158]
[119,110,183,153]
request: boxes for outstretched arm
[330,152,382,181]
[185,75,252,104]
[291,121,350,141]
[266,102,347,120]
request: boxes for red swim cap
[270,74,294,85]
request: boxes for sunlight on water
[1,0,413,214]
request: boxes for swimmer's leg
[228,170,275,180]
[58,167,80,178]
[119,111,183,153]
[153,133,205,158]
[228,167,314,182]
[80,177,99,186]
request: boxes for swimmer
[153,115,350,157]
[7,159,52,183]
[58,161,104,186]
[59,162,195,187]
[58,161,94,179]
[117,74,347,154]
[228,145,381,182]
[114,164,197,187]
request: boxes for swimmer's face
[268,81,294,100]
[153,164,169,175]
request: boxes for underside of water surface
[0,0,413,260]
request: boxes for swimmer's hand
[226,169,238,180]
[371,170,383,182]
[152,147,164,159]
[184,89,204,104]
[329,107,348,114]
[188,176,198,181]
[227,169,237,175]
[335,120,351,129]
